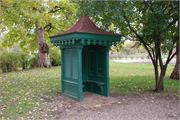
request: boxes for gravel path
[41,92,179,120]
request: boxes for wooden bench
[83,80,105,95]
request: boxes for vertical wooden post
[78,48,83,101]
[61,49,64,93]
[106,47,110,97]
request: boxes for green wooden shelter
[50,16,122,102]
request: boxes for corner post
[60,48,65,93]
[78,47,83,101]
[106,46,110,97]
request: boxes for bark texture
[35,22,51,68]
[170,42,179,80]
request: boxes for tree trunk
[170,42,179,80]
[154,65,159,92]
[158,66,167,92]
[154,39,160,92]
[35,22,51,68]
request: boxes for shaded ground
[39,92,179,120]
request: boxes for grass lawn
[0,61,179,119]
[109,61,179,95]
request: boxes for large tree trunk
[170,42,179,80]
[35,22,51,68]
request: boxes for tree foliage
[0,51,27,72]
[49,46,61,66]
[1,0,77,53]
[78,1,179,92]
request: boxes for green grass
[109,61,179,95]
[0,62,179,119]
[0,67,61,119]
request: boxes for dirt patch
[39,92,179,120]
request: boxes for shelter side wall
[62,49,82,101]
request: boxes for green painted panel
[98,50,104,76]
[89,50,96,75]
[82,47,88,80]
[88,45,106,81]
[65,50,71,77]
[82,50,86,75]
[62,48,82,101]
[72,50,78,79]
[63,80,79,101]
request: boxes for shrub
[50,46,61,66]
[19,53,28,69]
[0,51,9,72]
[29,53,38,68]
[0,51,23,72]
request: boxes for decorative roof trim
[51,39,116,46]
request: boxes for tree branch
[165,50,177,66]
[165,38,178,66]
[166,17,179,29]
[162,3,171,13]
[44,23,52,32]
[0,0,4,7]
[143,1,154,12]
[158,42,163,69]
[124,15,155,63]
[147,44,155,59]
[123,36,138,41]
[48,6,64,14]
[47,23,52,32]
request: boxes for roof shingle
[50,16,123,37]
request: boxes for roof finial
[82,18,86,24]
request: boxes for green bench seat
[83,80,105,95]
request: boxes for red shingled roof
[50,16,123,37]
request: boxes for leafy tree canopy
[78,1,178,53]
[1,0,77,54]
[78,1,179,92]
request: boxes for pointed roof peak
[50,15,122,37]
